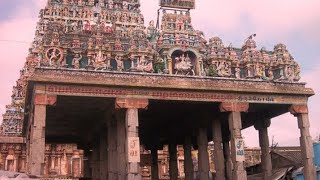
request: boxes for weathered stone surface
[33,94,57,106]
[289,104,309,115]
[115,98,149,109]
[220,102,249,112]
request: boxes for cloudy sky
[0,0,319,147]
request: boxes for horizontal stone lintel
[29,68,314,97]
[42,84,308,105]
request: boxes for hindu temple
[0,0,315,179]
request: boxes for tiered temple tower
[0,0,314,179]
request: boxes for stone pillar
[197,128,210,180]
[116,110,126,180]
[107,118,118,179]
[99,130,108,180]
[254,119,272,180]
[223,140,232,180]
[220,102,248,180]
[169,143,178,180]
[212,119,225,180]
[92,143,100,180]
[183,136,193,180]
[290,105,317,180]
[116,98,148,180]
[151,147,159,180]
[28,94,56,176]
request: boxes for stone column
[151,147,159,180]
[107,118,118,179]
[223,140,232,180]
[116,110,126,180]
[169,143,178,180]
[116,98,148,180]
[92,143,100,180]
[290,105,316,180]
[99,130,108,180]
[212,119,225,180]
[28,94,56,176]
[254,119,272,180]
[197,127,210,180]
[220,102,248,180]
[183,136,193,180]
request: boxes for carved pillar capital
[219,102,249,112]
[289,104,308,115]
[34,94,57,106]
[115,98,148,109]
[254,119,271,130]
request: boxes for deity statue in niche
[254,63,265,79]
[72,53,83,69]
[146,20,159,44]
[216,61,231,77]
[130,55,154,73]
[46,47,64,67]
[93,51,109,70]
[235,64,241,79]
[115,55,124,71]
[174,54,194,75]
[285,65,295,81]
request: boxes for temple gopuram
[0,0,315,179]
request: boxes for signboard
[235,138,245,162]
[159,0,195,9]
[128,137,140,163]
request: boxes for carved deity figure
[130,56,154,73]
[72,53,82,69]
[255,63,265,78]
[235,66,241,79]
[286,65,295,81]
[93,51,109,70]
[146,20,159,43]
[46,47,63,67]
[174,54,194,75]
[115,55,124,71]
[216,61,231,77]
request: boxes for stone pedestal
[184,136,193,180]
[220,102,248,180]
[197,128,210,180]
[212,119,225,180]
[254,119,272,180]
[290,105,317,180]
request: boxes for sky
[0,0,319,147]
